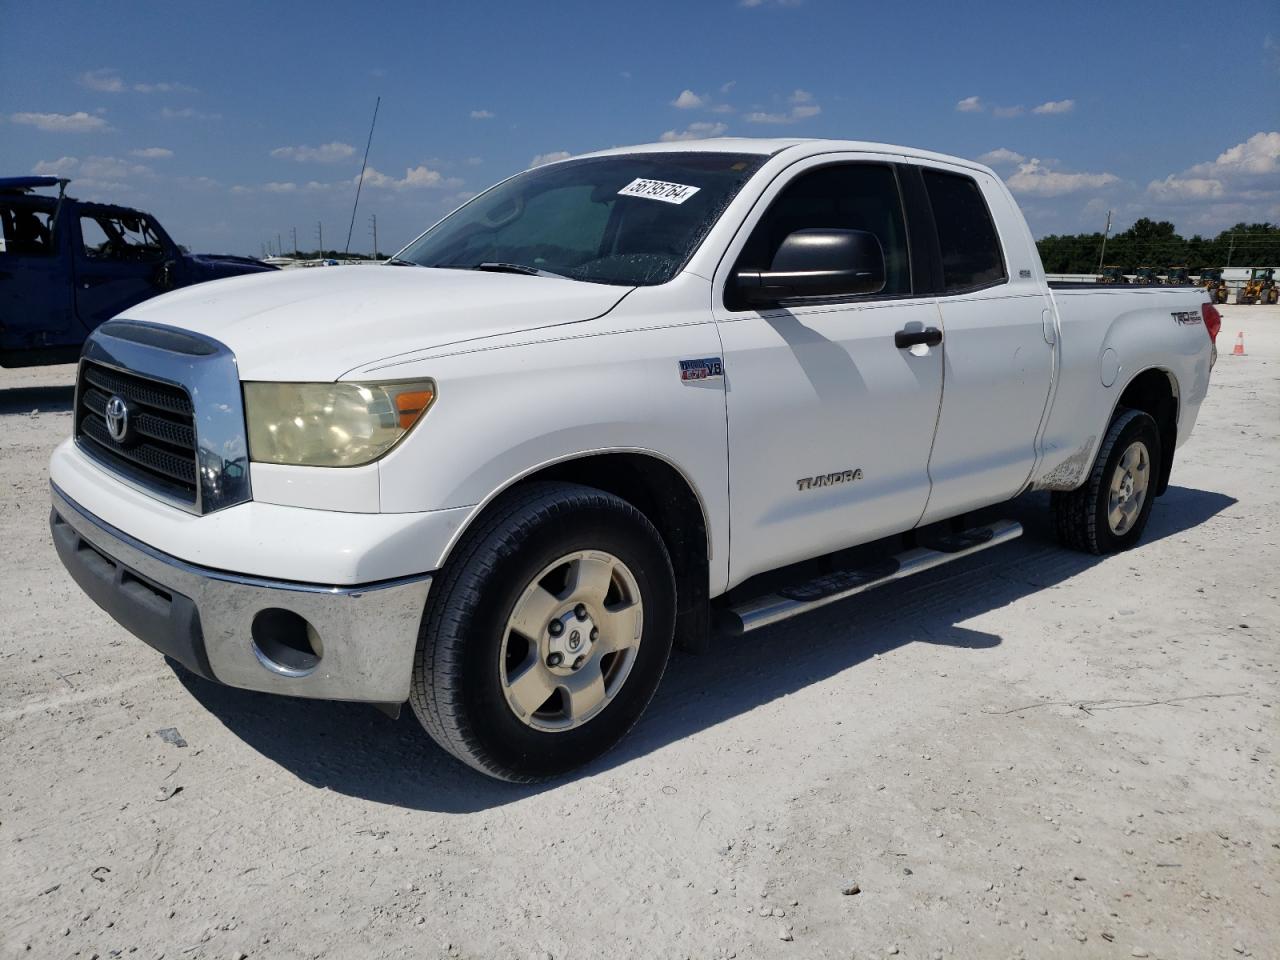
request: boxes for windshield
[394,152,765,286]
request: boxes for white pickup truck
[49,138,1220,781]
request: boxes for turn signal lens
[244,379,436,467]
[394,389,435,429]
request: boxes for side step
[721,519,1023,634]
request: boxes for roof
[0,175,66,193]
[569,137,994,176]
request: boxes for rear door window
[922,170,1006,293]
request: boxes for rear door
[713,155,945,587]
[912,163,1055,524]
[73,206,167,330]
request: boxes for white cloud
[160,107,218,120]
[133,81,196,94]
[33,155,153,180]
[10,111,110,133]
[470,109,495,119]
[130,147,173,159]
[530,151,572,167]
[263,181,298,194]
[740,0,804,6]
[659,121,729,142]
[79,69,195,94]
[466,156,484,166]
[1144,131,1280,207]
[1032,99,1075,115]
[363,164,458,189]
[270,141,357,163]
[1146,176,1225,200]
[33,156,79,175]
[80,69,125,93]
[955,96,983,113]
[672,90,707,109]
[1187,130,1280,178]
[720,80,737,94]
[978,147,1026,166]
[993,105,1025,118]
[79,156,152,180]
[745,89,821,124]
[1005,158,1118,196]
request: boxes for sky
[3,0,1277,257]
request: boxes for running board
[721,520,1023,634]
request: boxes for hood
[121,265,632,380]
[188,253,279,271]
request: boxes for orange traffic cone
[1231,331,1245,356]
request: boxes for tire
[409,482,676,782]
[1051,408,1162,555]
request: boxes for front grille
[75,360,199,506]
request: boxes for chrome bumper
[50,486,431,703]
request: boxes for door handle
[895,326,943,349]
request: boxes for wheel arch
[435,449,715,652]
[1109,366,1180,495]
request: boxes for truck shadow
[174,484,1235,812]
[0,384,75,415]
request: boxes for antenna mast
[345,96,381,257]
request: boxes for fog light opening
[251,608,323,676]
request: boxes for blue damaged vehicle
[0,176,274,368]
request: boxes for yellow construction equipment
[1133,266,1160,285]
[1199,268,1229,304]
[1164,265,1191,286]
[1098,265,1129,284]
[1235,267,1278,305]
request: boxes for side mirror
[154,260,175,290]
[733,228,886,307]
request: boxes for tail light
[1201,302,1222,343]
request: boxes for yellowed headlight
[244,380,435,467]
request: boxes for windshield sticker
[618,178,701,205]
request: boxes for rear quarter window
[922,170,1006,293]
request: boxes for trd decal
[1171,310,1201,326]
[797,469,863,491]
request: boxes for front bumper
[51,486,432,703]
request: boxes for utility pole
[369,213,378,260]
[277,233,283,259]
[1226,233,1235,267]
[291,226,298,258]
[316,221,323,259]
[1096,209,1112,274]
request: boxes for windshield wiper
[386,257,421,267]
[472,261,568,279]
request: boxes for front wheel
[409,482,676,782]
[1051,408,1162,555]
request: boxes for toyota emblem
[104,395,130,443]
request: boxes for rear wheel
[1051,408,1162,555]
[409,482,676,782]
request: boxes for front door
[73,206,168,331]
[714,158,944,588]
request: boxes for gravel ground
[1,306,1277,960]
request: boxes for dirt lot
[1,306,1276,960]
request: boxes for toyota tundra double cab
[49,139,1219,781]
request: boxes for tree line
[1035,220,1280,274]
